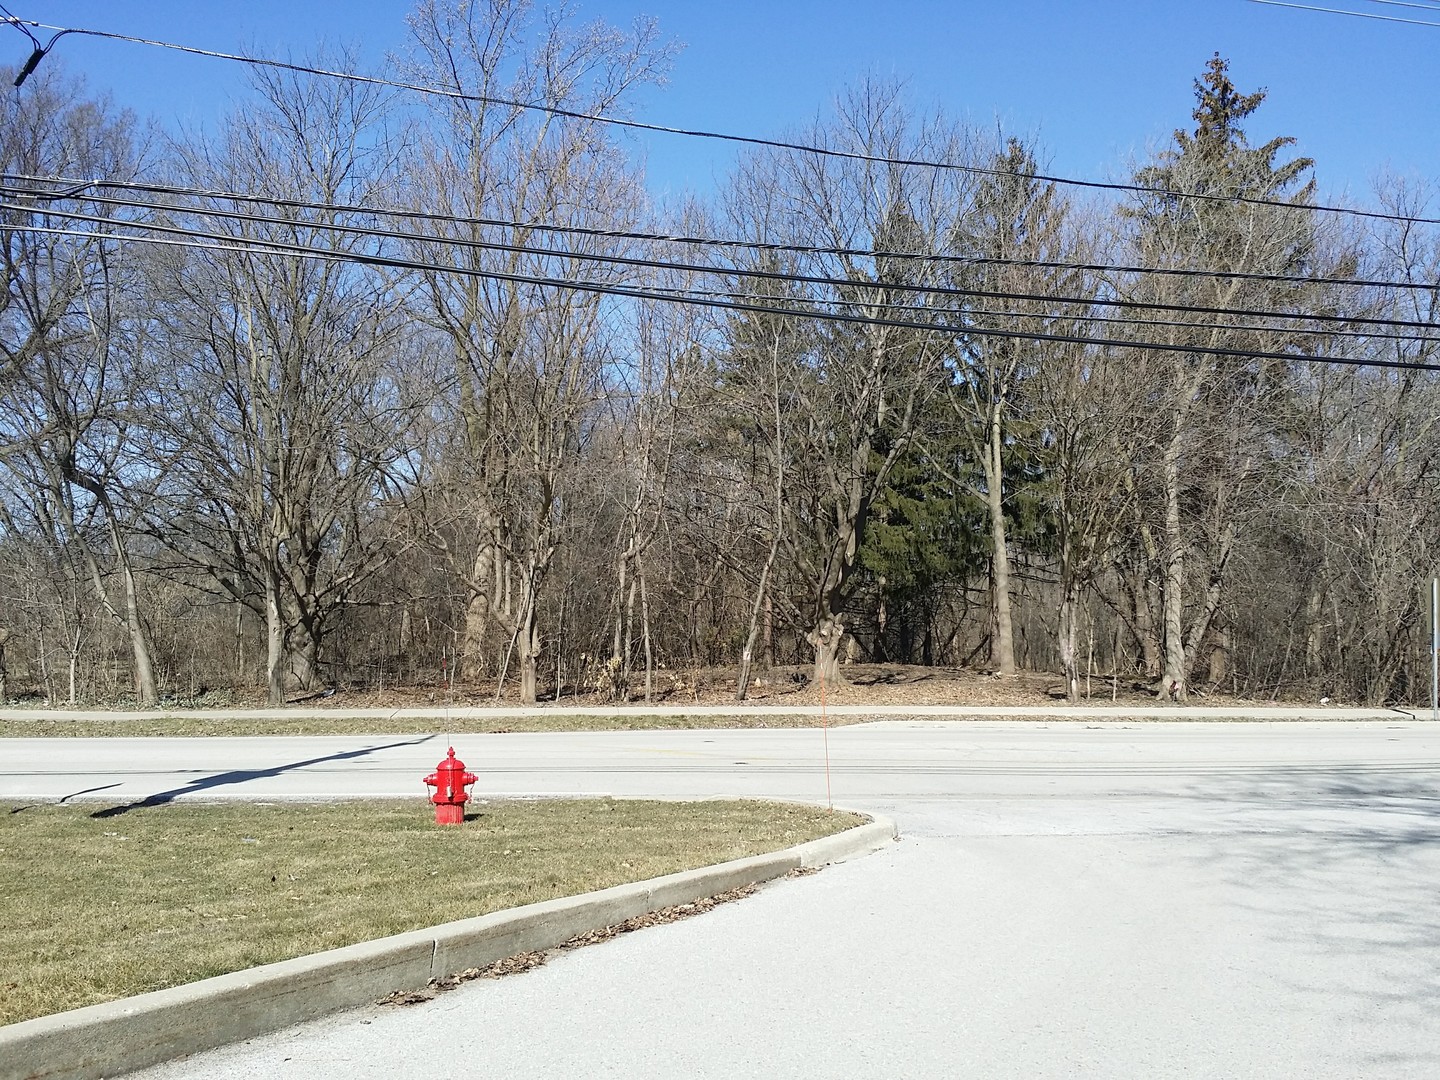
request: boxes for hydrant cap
[437,746,467,772]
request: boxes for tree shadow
[60,782,121,803]
[1165,765,1440,1073]
[88,735,437,819]
[851,667,933,687]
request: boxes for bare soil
[166,663,1259,712]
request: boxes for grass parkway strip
[0,798,859,1027]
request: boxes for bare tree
[151,60,416,704]
[0,65,160,703]
[602,287,708,702]
[943,137,1075,676]
[403,0,675,702]
[721,81,975,686]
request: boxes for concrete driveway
[6,721,1439,1078]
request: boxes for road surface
[4,720,1439,1078]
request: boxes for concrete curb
[0,812,897,1080]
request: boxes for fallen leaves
[377,882,766,1008]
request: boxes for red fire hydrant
[424,747,477,825]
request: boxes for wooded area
[3,2,1438,707]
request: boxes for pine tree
[1124,54,1316,699]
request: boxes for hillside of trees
[3,3,1438,708]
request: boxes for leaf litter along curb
[377,875,814,1007]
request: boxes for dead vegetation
[377,883,762,1008]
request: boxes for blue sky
[14,1,1440,208]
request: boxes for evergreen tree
[1123,54,1316,699]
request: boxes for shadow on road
[88,735,436,819]
[59,782,121,803]
[1169,767,1440,1075]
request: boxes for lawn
[0,798,858,1026]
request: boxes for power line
[1357,0,1440,11]
[13,220,1439,373]
[1249,0,1440,25]
[665,281,1438,345]
[8,194,1438,334]
[8,172,1440,295]
[4,15,1439,227]
[0,3,37,49]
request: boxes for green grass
[0,798,859,1026]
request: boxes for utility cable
[7,193,1435,334]
[1249,0,1440,25]
[1356,0,1440,12]
[15,220,1439,373]
[7,172,1440,295]
[3,15,1438,226]
[665,282,1440,345]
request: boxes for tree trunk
[1207,622,1230,686]
[235,604,246,683]
[810,616,845,688]
[984,412,1017,676]
[1182,523,1236,682]
[61,484,161,706]
[610,538,631,700]
[1128,565,1160,679]
[265,576,286,706]
[762,592,774,669]
[99,509,158,706]
[517,602,540,706]
[1303,579,1324,678]
[737,537,779,701]
[1158,434,1187,699]
[640,565,654,704]
[519,644,538,705]
[460,594,489,683]
[620,575,637,701]
[67,626,81,706]
[460,517,499,683]
[122,557,158,706]
[290,629,321,692]
[1059,592,1082,704]
[875,576,890,663]
[1058,533,1082,703]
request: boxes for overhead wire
[5,191,1436,336]
[12,218,1439,373]
[7,172,1440,296]
[1356,0,1440,11]
[651,281,1438,345]
[3,15,1440,226]
[0,3,37,48]
[1249,0,1440,25]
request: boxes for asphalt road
[6,720,1440,1078]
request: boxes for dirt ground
[150,663,1267,711]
